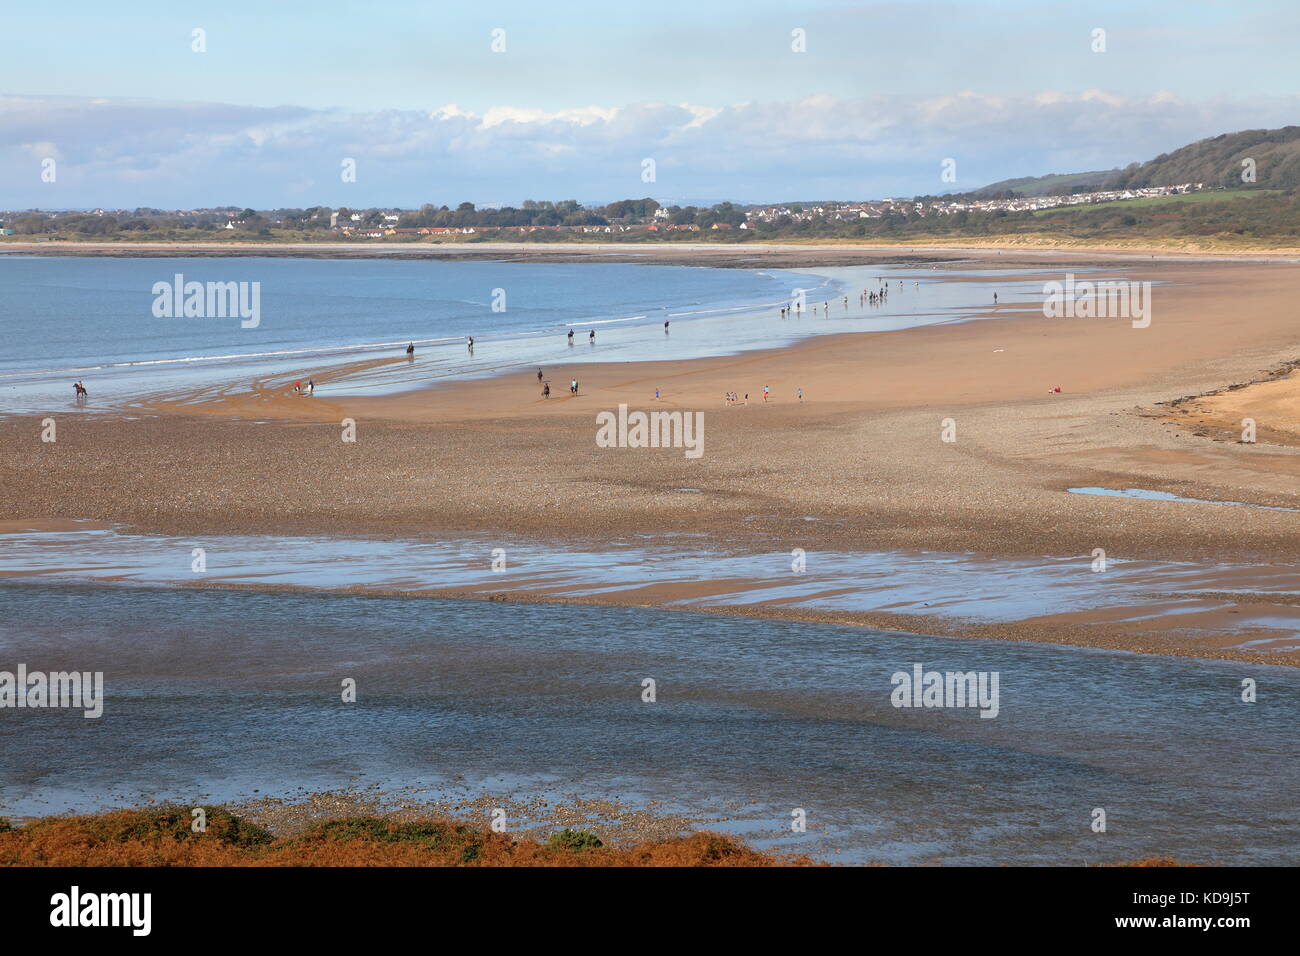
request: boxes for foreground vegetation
[0,808,1190,866]
[0,808,808,867]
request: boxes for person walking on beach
[467,336,474,351]
[664,321,670,332]
[543,383,550,399]
[537,368,544,382]
[571,378,578,394]
[567,329,574,344]
[306,379,315,395]
[589,330,595,342]
[797,387,804,403]
[763,385,769,402]
[406,342,414,356]
[655,388,660,401]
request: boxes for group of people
[293,379,315,395]
[537,368,579,398]
[724,386,804,405]
[780,301,839,318]
[404,315,820,411]
[777,280,918,319]
[406,337,474,355]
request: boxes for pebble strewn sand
[226,786,706,847]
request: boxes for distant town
[0,183,1211,241]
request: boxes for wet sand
[3,524,1297,666]
[3,252,1299,662]
[180,579,1300,667]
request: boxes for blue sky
[3,0,1299,207]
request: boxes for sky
[2,0,1299,208]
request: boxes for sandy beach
[3,247,1299,665]
[6,237,1300,262]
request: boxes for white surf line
[564,315,647,327]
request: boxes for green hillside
[976,169,1115,196]
[1106,126,1300,189]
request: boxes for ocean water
[0,255,1065,414]
[1,582,1295,865]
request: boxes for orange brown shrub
[0,808,816,867]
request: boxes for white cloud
[2,90,1297,208]
[480,105,620,128]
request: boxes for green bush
[547,828,604,851]
[303,817,476,850]
[26,806,271,846]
